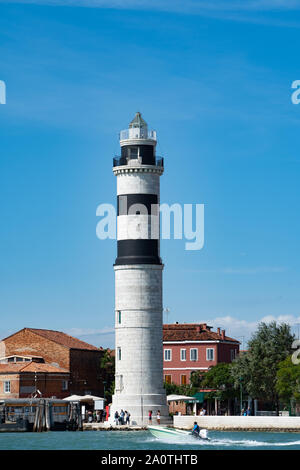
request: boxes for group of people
[114,410,131,425]
[86,409,107,423]
[148,410,161,425]
[198,408,206,416]
[241,407,251,416]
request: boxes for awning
[167,394,197,402]
[193,390,216,402]
[63,395,105,402]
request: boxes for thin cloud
[1,0,300,11]
[196,314,300,347]
[2,0,300,28]
[66,327,114,337]
[188,266,287,274]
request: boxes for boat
[148,425,210,441]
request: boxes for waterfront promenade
[83,416,300,432]
[173,416,300,432]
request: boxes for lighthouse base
[109,393,171,426]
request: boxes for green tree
[100,348,115,403]
[201,363,238,401]
[231,321,294,414]
[190,370,205,389]
[276,356,300,404]
[163,381,197,397]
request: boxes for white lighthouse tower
[110,112,169,426]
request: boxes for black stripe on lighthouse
[115,193,161,266]
[117,194,158,216]
[115,240,161,266]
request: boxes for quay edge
[173,416,300,432]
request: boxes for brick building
[0,328,105,399]
[163,323,240,385]
[0,362,69,399]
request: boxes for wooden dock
[0,398,82,432]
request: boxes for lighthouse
[110,112,169,426]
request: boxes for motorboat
[148,425,210,441]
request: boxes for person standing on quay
[148,410,152,424]
[156,410,161,425]
[125,411,131,425]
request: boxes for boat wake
[145,433,300,448]
[211,438,300,448]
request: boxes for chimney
[201,323,207,330]
[221,329,225,340]
[217,327,221,336]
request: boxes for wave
[144,434,300,448]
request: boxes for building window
[180,349,186,361]
[181,375,187,385]
[62,380,68,391]
[117,347,121,361]
[230,349,237,361]
[206,348,214,361]
[4,381,11,393]
[164,375,172,384]
[117,311,121,324]
[190,348,198,361]
[164,349,172,361]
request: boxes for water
[0,430,300,450]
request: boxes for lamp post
[163,307,170,324]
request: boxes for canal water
[0,430,300,450]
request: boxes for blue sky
[1,0,300,349]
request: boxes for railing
[113,156,164,168]
[119,129,157,141]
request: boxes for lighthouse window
[164,349,172,361]
[190,349,198,361]
[117,311,121,324]
[128,147,138,158]
[117,347,122,361]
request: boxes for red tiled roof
[0,362,69,374]
[0,364,26,373]
[4,328,101,351]
[21,362,69,373]
[163,323,239,343]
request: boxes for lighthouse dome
[129,112,148,130]
[120,112,156,142]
